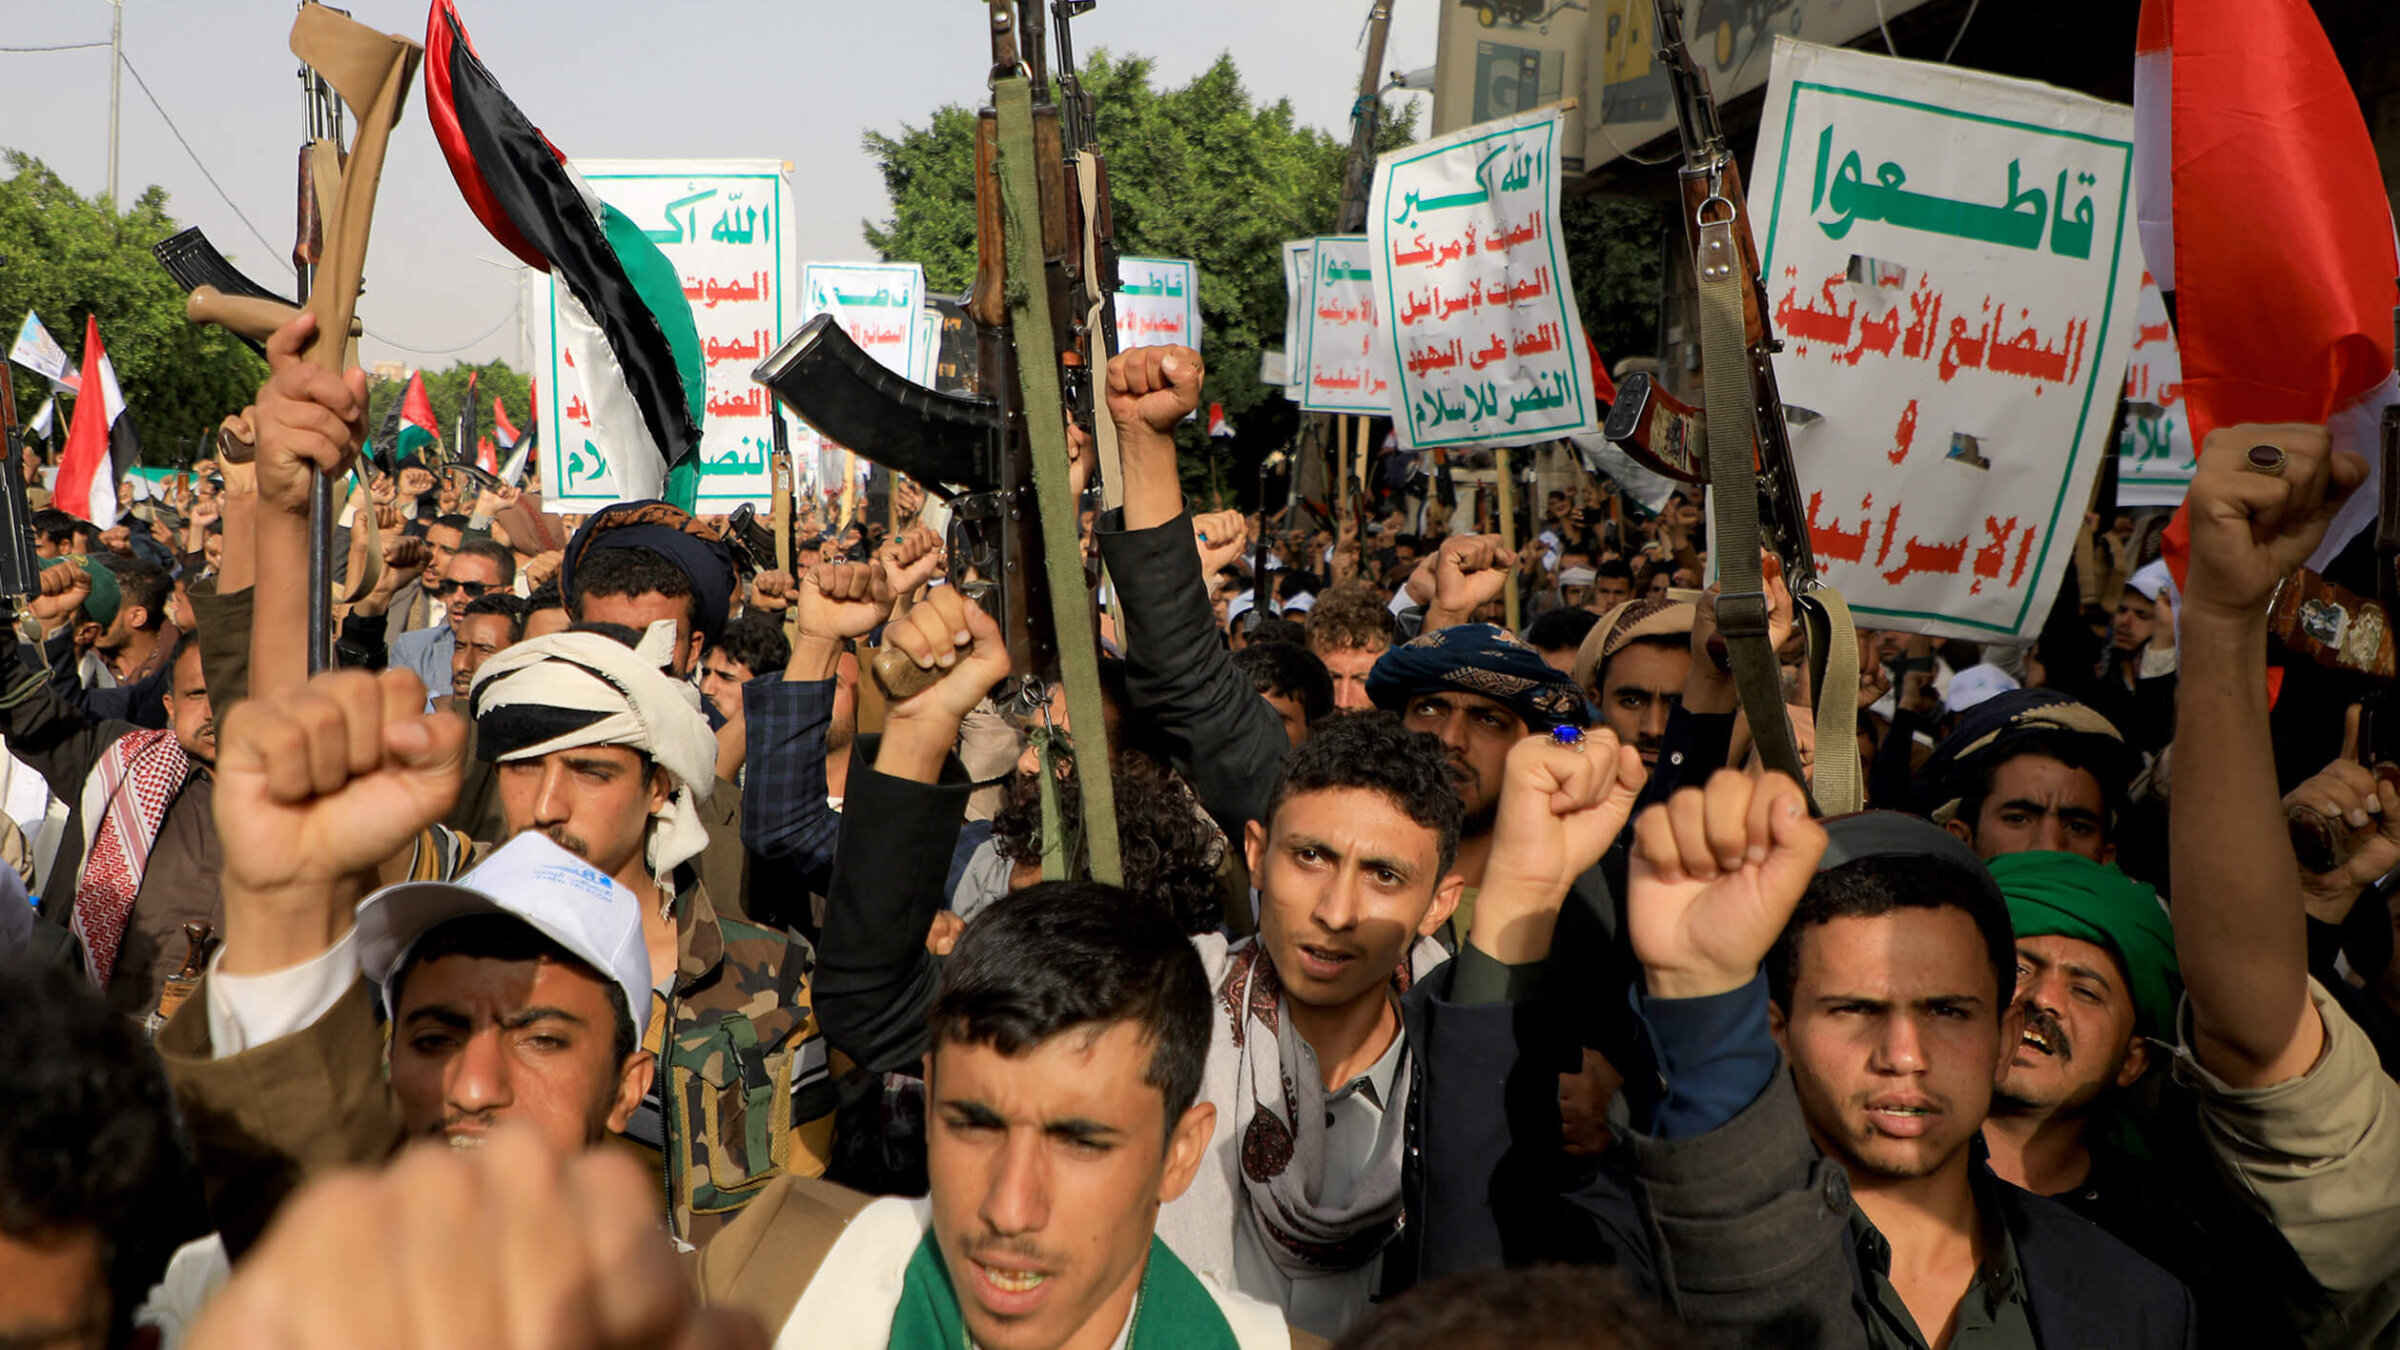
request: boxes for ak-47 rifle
[755,0,1122,882]
[1600,1,1860,813]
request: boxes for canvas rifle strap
[1809,588,1862,815]
[1694,205,1812,802]
[994,74,1124,886]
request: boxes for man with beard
[0,621,220,1023]
[1362,623,1588,897]
[1569,597,1696,774]
[465,618,835,1237]
[1605,773,2194,1345]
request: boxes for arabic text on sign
[1811,127,2101,261]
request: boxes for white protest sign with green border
[1750,38,2140,640]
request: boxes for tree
[863,52,1419,502]
[1557,194,1665,369]
[0,152,272,462]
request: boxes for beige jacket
[2175,979,2400,1347]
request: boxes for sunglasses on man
[436,579,498,600]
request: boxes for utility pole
[1335,0,1394,234]
[106,0,124,207]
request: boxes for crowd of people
[3,309,2397,1350]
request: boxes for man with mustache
[1616,773,2195,1345]
[1569,596,1696,774]
[1980,851,2308,1346]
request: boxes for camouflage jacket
[641,878,836,1245]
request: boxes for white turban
[468,619,718,878]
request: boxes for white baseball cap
[2126,559,2173,602]
[355,833,653,1043]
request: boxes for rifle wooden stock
[287,5,421,375]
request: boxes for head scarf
[1570,595,1695,697]
[1921,688,2127,825]
[1944,662,2021,716]
[560,500,737,645]
[1365,622,1588,730]
[468,619,718,878]
[51,555,122,628]
[1988,851,2181,1042]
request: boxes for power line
[115,51,518,360]
[115,51,295,278]
[366,305,518,358]
[0,40,110,52]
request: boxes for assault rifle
[755,0,1122,883]
[754,0,1114,711]
[1599,1,1859,812]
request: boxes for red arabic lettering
[2010,525,2039,588]
[1890,400,1918,466]
[1881,531,1970,585]
[1806,490,1872,565]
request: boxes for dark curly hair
[0,961,206,1345]
[993,753,1228,934]
[1265,712,1463,874]
[1332,1265,1696,1350]
[1232,640,1334,726]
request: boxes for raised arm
[1096,346,1290,827]
[247,312,370,700]
[2172,424,2362,1087]
[813,585,1010,1072]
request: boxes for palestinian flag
[398,370,440,464]
[57,315,140,528]
[424,0,703,508]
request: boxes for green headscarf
[1988,850,2181,1042]
[49,555,120,629]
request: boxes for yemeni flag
[425,0,704,508]
[56,315,140,528]
[2144,0,2400,592]
[491,393,521,450]
[397,370,441,464]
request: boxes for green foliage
[1557,194,1664,366]
[0,152,272,463]
[862,51,1419,503]
[363,360,532,463]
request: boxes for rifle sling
[994,74,1124,887]
[1694,212,1812,803]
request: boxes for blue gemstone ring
[1550,724,1587,753]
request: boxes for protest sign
[798,261,929,515]
[1369,105,1600,450]
[1749,39,2140,640]
[1115,257,1200,351]
[9,311,77,395]
[1280,239,1313,400]
[2115,271,2195,508]
[529,159,797,509]
[1299,236,1394,415]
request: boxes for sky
[0,0,1438,372]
